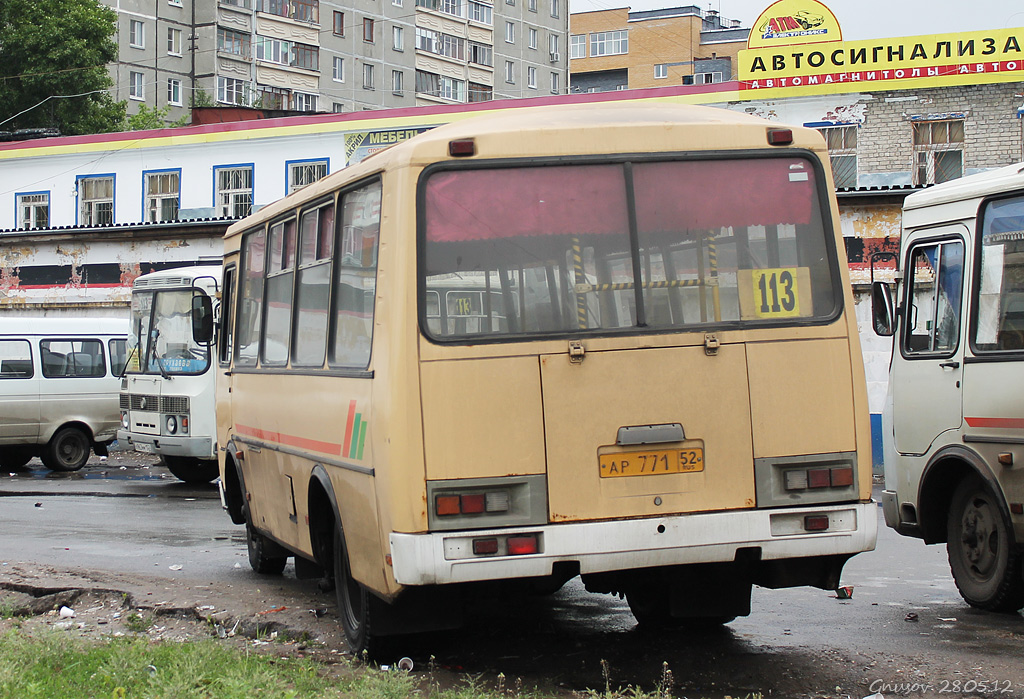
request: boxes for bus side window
[221,266,236,365]
[903,240,964,355]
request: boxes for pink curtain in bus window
[424,165,628,242]
[632,159,814,233]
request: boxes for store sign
[748,0,841,50]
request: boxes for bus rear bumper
[389,502,877,586]
[116,430,215,460]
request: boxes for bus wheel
[243,506,287,575]
[627,590,735,629]
[333,521,373,654]
[41,427,90,471]
[161,456,219,484]
[0,447,35,469]
[947,476,1024,612]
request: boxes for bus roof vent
[134,276,193,289]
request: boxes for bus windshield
[127,289,210,375]
[421,156,838,339]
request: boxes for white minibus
[0,317,127,471]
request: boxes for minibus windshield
[127,289,210,375]
[421,156,839,339]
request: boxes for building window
[393,25,404,50]
[590,30,627,57]
[167,27,182,55]
[550,71,558,94]
[333,10,344,35]
[256,36,290,64]
[416,28,464,59]
[16,192,49,230]
[145,171,180,222]
[570,34,585,59]
[527,66,537,89]
[332,102,345,112]
[256,0,319,23]
[467,1,491,24]
[259,85,290,109]
[654,64,667,79]
[528,0,536,11]
[167,78,182,105]
[816,125,858,189]
[333,56,345,82]
[215,166,253,219]
[469,82,492,102]
[683,71,723,85]
[292,92,318,111]
[392,69,404,95]
[913,119,965,185]
[416,70,439,97]
[363,63,375,89]
[130,19,145,48]
[78,176,114,226]
[217,76,250,105]
[505,60,514,83]
[468,42,492,66]
[548,34,559,57]
[438,0,462,15]
[550,0,557,17]
[288,160,328,193]
[169,0,182,6]
[363,18,375,42]
[129,72,144,100]
[291,43,319,70]
[439,75,466,101]
[528,28,537,49]
[505,21,515,43]
[218,27,251,58]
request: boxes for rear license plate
[599,447,704,478]
[135,443,154,454]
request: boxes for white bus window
[0,340,33,379]
[263,218,297,365]
[903,241,964,355]
[331,180,380,369]
[129,290,210,375]
[237,228,267,366]
[973,195,1024,352]
[40,339,106,378]
[294,204,335,367]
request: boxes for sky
[567,0,1024,41]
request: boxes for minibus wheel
[0,447,35,469]
[333,521,373,654]
[947,476,1024,612]
[242,505,287,575]
[41,426,90,471]
[161,456,219,484]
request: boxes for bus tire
[627,589,736,629]
[243,505,287,575]
[333,520,374,655]
[947,476,1024,612]
[0,447,35,469]
[161,456,219,484]
[41,426,90,471]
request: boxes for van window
[0,340,33,379]
[109,338,128,375]
[972,194,1024,352]
[39,339,106,378]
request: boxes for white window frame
[77,176,114,226]
[145,170,180,222]
[16,192,49,230]
[217,76,250,105]
[215,166,253,219]
[167,27,182,55]
[129,71,144,100]
[167,77,182,105]
[363,63,375,90]
[550,71,558,94]
[393,25,404,50]
[505,21,515,44]
[654,64,667,79]
[913,119,965,185]
[292,91,318,112]
[589,30,627,57]
[130,19,145,48]
[392,69,404,95]
[528,28,537,49]
[550,0,558,18]
[570,34,585,59]
[333,56,345,82]
[505,60,514,84]
[527,66,537,89]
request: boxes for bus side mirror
[872,281,896,336]
[192,295,214,344]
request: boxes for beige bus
[215,101,877,653]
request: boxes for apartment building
[103,0,568,120]
[569,5,748,93]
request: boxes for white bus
[0,317,127,471]
[873,161,1024,612]
[118,266,220,483]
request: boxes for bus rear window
[421,157,838,340]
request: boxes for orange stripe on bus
[965,417,1024,429]
[236,423,343,456]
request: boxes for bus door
[893,229,967,455]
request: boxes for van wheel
[161,456,219,483]
[947,476,1024,612]
[243,505,287,575]
[41,427,91,471]
[0,447,35,469]
[334,521,374,655]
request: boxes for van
[0,317,128,471]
